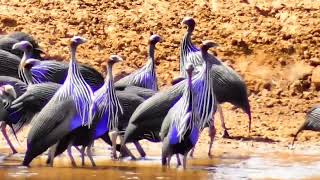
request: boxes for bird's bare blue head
[70,36,87,48]
[200,40,218,53]
[0,84,17,99]
[24,58,41,70]
[185,63,194,77]
[12,41,33,54]
[149,34,161,45]
[107,55,123,67]
[70,36,87,62]
[182,17,196,32]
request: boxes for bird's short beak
[12,43,21,50]
[10,101,23,109]
[117,57,124,62]
[212,43,219,48]
[34,48,45,54]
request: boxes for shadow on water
[1,151,320,180]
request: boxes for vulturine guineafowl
[178,17,251,140]
[123,41,218,158]
[115,35,160,91]
[161,63,200,169]
[13,41,104,91]
[22,36,93,166]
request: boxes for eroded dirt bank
[0,0,320,151]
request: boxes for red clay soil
[0,0,320,154]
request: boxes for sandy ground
[0,0,320,154]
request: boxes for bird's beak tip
[12,44,18,50]
[34,48,45,54]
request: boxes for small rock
[311,66,320,90]
[266,100,274,108]
[310,57,320,66]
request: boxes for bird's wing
[305,107,320,130]
[129,82,185,126]
[116,91,144,130]
[0,50,21,78]
[78,64,104,90]
[31,61,67,83]
[211,63,247,104]
[159,109,173,141]
[27,98,78,145]
[122,86,156,100]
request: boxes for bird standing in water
[123,41,218,158]
[0,84,19,154]
[178,17,251,143]
[23,36,93,166]
[90,55,124,159]
[160,63,199,169]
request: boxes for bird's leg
[217,105,230,138]
[67,144,76,167]
[46,148,52,165]
[48,145,57,167]
[161,155,167,166]
[74,146,81,153]
[167,154,172,168]
[208,125,216,158]
[86,144,96,167]
[189,148,195,158]
[91,141,95,154]
[1,122,17,154]
[176,154,181,167]
[80,146,85,166]
[133,141,146,158]
[119,136,136,160]
[183,152,188,170]
[110,130,118,160]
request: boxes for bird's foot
[91,162,96,167]
[111,153,118,160]
[138,156,147,161]
[11,149,18,155]
[222,130,230,138]
[288,144,295,150]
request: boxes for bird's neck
[182,29,194,48]
[179,29,195,77]
[187,74,193,112]
[20,51,33,85]
[198,50,213,81]
[70,45,78,64]
[21,49,32,63]
[69,45,79,75]
[106,64,114,85]
[24,68,34,85]
[147,44,156,68]
[187,26,194,34]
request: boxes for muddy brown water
[1,146,320,180]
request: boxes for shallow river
[1,148,320,180]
